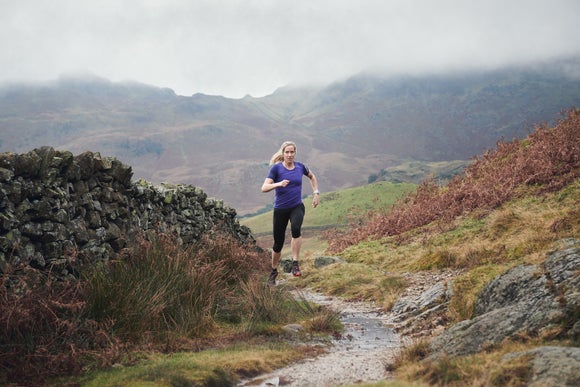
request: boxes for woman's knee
[272,240,284,252]
[291,226,302,239]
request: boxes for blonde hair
[269,141,297,165]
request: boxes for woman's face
[283,145,296,163]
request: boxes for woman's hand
[261,178,289,193]
[312,194,319,208]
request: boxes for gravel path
[238,290,402,387]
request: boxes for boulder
[501,346,580,387]
[429,239,580,358]
[314,255,345,268]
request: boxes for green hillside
[241,181,416,236]
[294,110,580,384]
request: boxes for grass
[329,180,579,316]
[241,180,415,261]
[1,230,341,386]
[68,343,319,387]
[391,337,575,387]
[327,109,580,253]
[2,110,578,386]
[447,265,508,321]
[82,231,271,344]
[241,181,415,234]
[299,262,408,310]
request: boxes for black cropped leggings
[272,203,305,253]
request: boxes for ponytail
[269,141,296,165]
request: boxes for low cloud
[1,0,579,97]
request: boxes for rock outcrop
[0,147,253,276]
[385,269,461,338]
[427,238,579,385]
[429,239,579,358]
[501,346,580,387]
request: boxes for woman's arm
[261,177,289,193]
[308,171,320,208]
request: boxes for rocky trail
[238,290,401,387]
[237,240,580,387]
[237,269,462,387]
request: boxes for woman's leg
[291,236,302,262]
[272,208,291,269]
[289,204,305,276]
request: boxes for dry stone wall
[0,147,253,276]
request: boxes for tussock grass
[304,308,343,333]
[393,338,573,387]
[83,231,269,343]
[300,262,408,310]
[1,229,339,385]
[393,339,431,366]
[238,279,319,333]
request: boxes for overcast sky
[1,0,579,98]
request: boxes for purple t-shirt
[267,162,310,209]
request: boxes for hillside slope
[1,58,579,214]
[293,108,579,386]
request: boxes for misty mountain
[1,59,580,215]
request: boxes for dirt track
[238,290,402,387]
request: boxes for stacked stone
[0,146,253,276]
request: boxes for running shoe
[291,261,301,277]
[268,268,278,286]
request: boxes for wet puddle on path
[337,314,397,351]
[239,290,401,387]
[305,291,399,351]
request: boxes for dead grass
[393,336,575,387]
[0,265,122,385]
[0,229,338,386]
[326,109,580,253]
[2,110,578,386]
[306,175,578,321]
[299,261,408,310]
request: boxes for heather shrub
[0,266,120,385]
[327,109,580,253]
[0,230,271,385]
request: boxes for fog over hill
[1,58,580,215]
